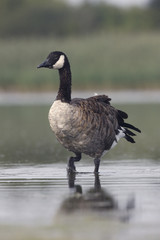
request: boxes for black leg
[68,152,81,172]
[94,173,101,191]
[94,158,100,173]
[67,171,76,188]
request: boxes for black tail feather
[125,128,136,136]
[125,134,135,143]
[123,122,141,133]
[117,108,141,144]
[118,110,128,119]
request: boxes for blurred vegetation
[0,0,160,37]
[1,33,160,91]
[0,0,160,90]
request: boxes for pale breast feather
[48,100,79,135]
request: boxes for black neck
[56,62,72,103]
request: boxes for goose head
[37,51,66,70]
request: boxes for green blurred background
[0,0,160,91]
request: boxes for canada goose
[37,51,141,173]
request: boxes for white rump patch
[102,128,125,157]
[53,55,65,69]
[110,127,125,150]
[116,128,125,141]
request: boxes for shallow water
[0,160,160,240]
[0,102,160,239]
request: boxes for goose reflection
[61,173,117,213]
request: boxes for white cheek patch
[53,55,65,69]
